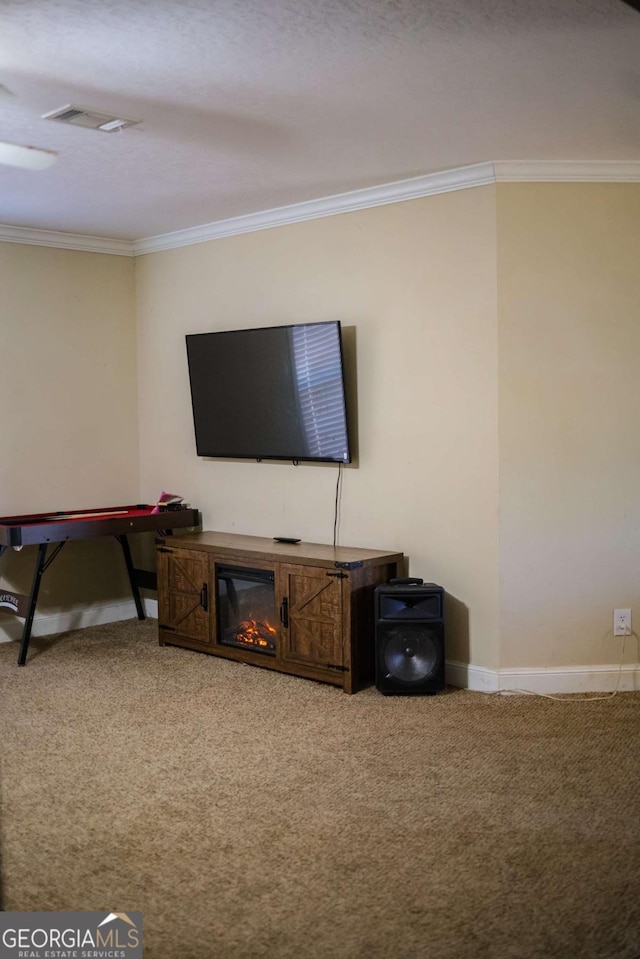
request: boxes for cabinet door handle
[280,597,289,627]
[200,583,208,611]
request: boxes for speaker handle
[389,577,424,586]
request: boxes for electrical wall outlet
[614,608,632,636]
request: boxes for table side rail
[0,507,199,547]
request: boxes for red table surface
[0,504,199,547]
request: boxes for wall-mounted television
[185,320,351,464]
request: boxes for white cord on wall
[495,631,638,702]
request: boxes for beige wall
[0,243,138,626]
[497,183,640,668]
[135,187,501,669]
[4,181,637,673]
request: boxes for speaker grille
[382,625,442,683]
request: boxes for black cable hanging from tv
[333,462,343,547]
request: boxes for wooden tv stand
[156,531,403,693]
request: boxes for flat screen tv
[185,320,351,463]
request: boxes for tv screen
[185,321,351,463]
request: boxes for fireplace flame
[234,618,277,651]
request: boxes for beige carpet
[1,620,639,959]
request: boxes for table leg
[18,542,48,666]
[117,535,145,620]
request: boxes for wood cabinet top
[162,530,404,570]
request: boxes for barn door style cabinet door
[156,546,211,645]
[156,531,403,693]
[278,563,346,677]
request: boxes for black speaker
[374,579,445,695]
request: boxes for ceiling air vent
[41,105,140,133]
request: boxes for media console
[157,531,403,693]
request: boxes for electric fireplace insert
[215,564,277,656]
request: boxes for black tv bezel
[185,320,352,465]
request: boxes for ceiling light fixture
[0,140,58,170]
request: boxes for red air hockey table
[0,503,199,665]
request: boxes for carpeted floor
[1,619,639,959]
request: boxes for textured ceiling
[0,0,638,241]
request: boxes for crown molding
[1,160,639,256]
[0,224,135,256]
[133,162,497,254]
[129,159,640,253]
[493,160,640,182]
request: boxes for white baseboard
[1,613,637,694]
[144,598,158,618]
[0,597,158,644]
[446,660,498,692]
[446,659,640,694]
